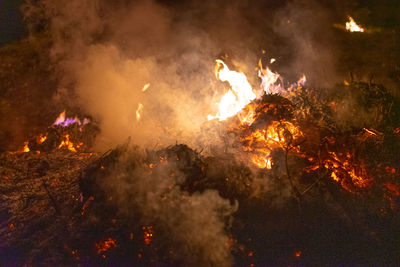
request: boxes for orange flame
[241,120,303,169]
[36,133,47,144]
[22,142,30,153]
[307,151,372,192]
[58,134,77,152]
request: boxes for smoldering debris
[3,81,400,265]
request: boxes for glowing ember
[241,120,303,169]
[53,110,90,127]
[142,226,153,245]
[136,103,144,121]
[307,151,372,192]
[81,196,94,215]
[346,16,365,32]
[96,238,117,254]
[208,60,256,121]
[385,183,400,210]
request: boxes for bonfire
[1,1,400,266]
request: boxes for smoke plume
[21,0,340,151]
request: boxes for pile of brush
[1,82,400,265]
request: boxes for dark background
[0,0,26,45]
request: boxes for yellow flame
[208,60,256,121]
[136,103,144,121]
[346,16,365,32]
[22,142,30,152]
[258,59,281,94]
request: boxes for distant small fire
[346,16,365,32]
[16,110,90,154]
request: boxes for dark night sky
[0,0,26,45]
